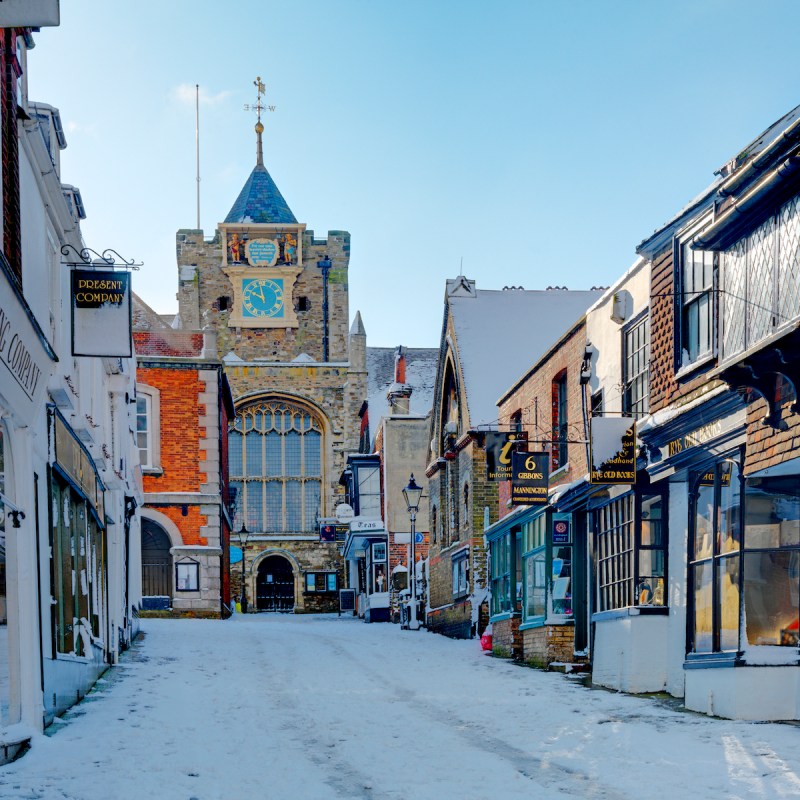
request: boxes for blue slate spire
[224,121,297,224]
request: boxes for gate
[256,555,294,612]
[142,521,171,599]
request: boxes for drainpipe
[317,255,332,362]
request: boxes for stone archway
[255,554,295,612]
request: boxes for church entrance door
[256,555,294,612]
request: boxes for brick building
[487,313,593,665]
[173,111,365,613]
[134,296,234,618]
[426,278,603,639]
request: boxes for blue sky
[29,0,800,347]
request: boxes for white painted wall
[592,614,669,693]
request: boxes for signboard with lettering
[0,270,55,425]
[511,451,549,505]
[245,238,279,267]
[485,431,528,481]
[71,269,132,357]
[590,418,636,484]
[552,518,571,544]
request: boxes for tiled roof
[224,164,297,225]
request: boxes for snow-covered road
[2,614,800,799]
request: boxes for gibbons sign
[590,418,636,484]
[485,431,527,481]
[511,451,549,505]
[71,270,132,357]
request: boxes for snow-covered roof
[449,288,605,429]
[366,347,438,445]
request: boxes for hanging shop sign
[485,431,528,481]
[552,517,571,544]
[0,269,55,425]
[511,451,549,505]
[0,0,60,26]
[590,418,636,484]
[320,523,336,542]
[71,269,132,357]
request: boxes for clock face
[242,277,284,318]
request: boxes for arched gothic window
[229,399,323,534]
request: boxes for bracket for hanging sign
[60,244,142,271]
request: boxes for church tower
[176,78,362,612]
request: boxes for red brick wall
[138,367,204,493]
[156,505,208,546]
[497,321,590,512]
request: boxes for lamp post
[237,522,250,613]
[317,255,332,362]
[403,474,423,631]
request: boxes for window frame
[304,571,339,593]
[135,384,162,473]
[175,560,200,592]
[622,310,650,418]
[521,514,548,628]
[594,489,668,615]
[452,552,469,600]
[674,215,716,374]
[551,371,568,472]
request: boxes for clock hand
[253,283,266,303]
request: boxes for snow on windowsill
[740,644,800,666]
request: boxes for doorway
[256,555,294,612]
[141,520,172,599]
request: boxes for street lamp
[237,521,250,613]
[403,474,423,631]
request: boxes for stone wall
[522,624,582,668]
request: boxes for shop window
[490,536,511,615]
[689,461,741,653]
[305,572,338,593]
[623,313,649,418]
[742,474,800,648]
[453,554,468,599]
[50,472,107,657]
[522,515,547,624]
[596,492,666,613]
[135,384,161,471]
[175,560,199,592]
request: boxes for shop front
[343,519,390,623]
[485,505,586,667]
[639,389,800,719]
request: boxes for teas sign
[71,270,132,357]
[486,431,527,481]
[511,451,549,505]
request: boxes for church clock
[242,277,284,319]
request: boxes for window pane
[693,561,713,653]
[229,431,243,477]
[245,482,263,531]
[719,463,741,554]
[305,430,321,477]
[265,432,281,475]
[694,484,714,560]
[718,554,740,651]
[245,432,262,477]
[304,481,321,530]
[744,551,800,647]
[286,480,302,531]
[264,481,281,532]
[285,431,301,475]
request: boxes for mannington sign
[71,269,132,357]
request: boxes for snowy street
[2,615,800,800]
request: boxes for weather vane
[244,76,275,126]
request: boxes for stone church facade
[174,121,365,612]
